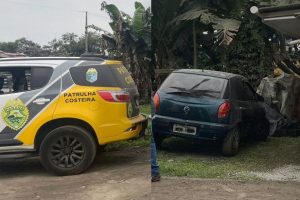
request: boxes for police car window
[0,67,53,95]
[0,71,13,94]
[30,67,53,90]
[70,64,135,88]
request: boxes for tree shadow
[0,147,149,177]
[0,156,47,178]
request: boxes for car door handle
[33,98,51,105]
[239,107,246,110]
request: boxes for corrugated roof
[0,51,25,58]
[252,3,300,38]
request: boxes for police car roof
[0,56,105,62]
[0,57,120,68]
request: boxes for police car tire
[39,125,97,176]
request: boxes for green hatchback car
[152,69,270,156]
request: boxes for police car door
[0,66,56,148]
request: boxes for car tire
[222,128,240,156]
[254,118,270,141]
[39,126,97,176]
[153,134,165,149]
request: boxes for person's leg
[151,136,161,182]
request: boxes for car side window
[230,78,244,101]
[243,82,256,101]
[0,67,53,95]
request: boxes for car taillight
[218,102,231,118]
[98,91,130,102]
[153,92,160,111]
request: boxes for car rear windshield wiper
[189,79,210,90]
[167,87,191,94]
[167,86,220,98]
[166,90,192,95]
[169,86,187,91]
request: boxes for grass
[105,104,151,151]
[105,135,151,151]
[140,104,151,116]
[158,136,300,180]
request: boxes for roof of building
[251,3,300,38]
[0,51,25,58]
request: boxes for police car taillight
[98,91,130,102]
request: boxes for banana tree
[100,1,152,102]
[171,0,242,67]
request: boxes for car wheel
[39,126,97,176]
[222,128,240,156]
[153,133,165,149]
[254,118,270,141]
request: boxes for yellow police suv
[0,56,147,175]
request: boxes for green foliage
[101,2,121,20]
[0,32,104,57]
[152,0,278,88]
[213,18,241,46]
[0,42,18,53]
[0,38,46,56]
[132,1,148,39]
[45,32,102,56]
[226,7,274,88]
[152,0,245,70]
[171,1,242,46]
[101,1,152,102]
[105,135,150,152]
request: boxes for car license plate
[173,124,197,135]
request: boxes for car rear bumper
[99,114,148,144]
[152,115,234,141]
[134,114,148,138]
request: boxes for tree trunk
[193,20,197,68]
[279,33,286,53]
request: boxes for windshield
[159,72,227,98]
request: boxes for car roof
[174,69,244,80]
[0,57,105,62]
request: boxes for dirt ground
[0,147,150,200]
[151,177,300,200]
[1,146,300,200]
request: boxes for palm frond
[212,18,241,46]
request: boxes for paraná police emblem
[86,68,98,83]
[1,99,29,131]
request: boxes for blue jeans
[151,136,160,176]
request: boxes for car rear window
[70,64,136,89]
[159,72,227,98]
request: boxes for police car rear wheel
[39,126,97,176]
